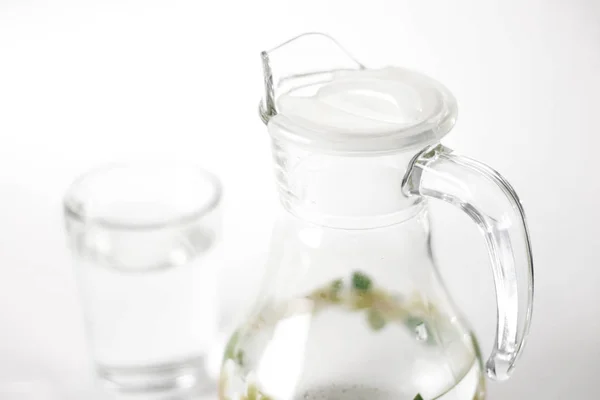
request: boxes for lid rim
[261,67,459,153]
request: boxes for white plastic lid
[267,67,457,153]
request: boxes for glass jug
[220,33,534,400]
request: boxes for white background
[1,0,599,398]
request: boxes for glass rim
[63,162,222,231]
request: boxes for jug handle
[402,144,534,381]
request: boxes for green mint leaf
[235,350,245,365]
[223,330,240,361]
[352,271,372,292]
[247,383,258,400]
[367,308,386,331]
[414,394,424,400]
[330,279,343,301]
[331,278,343,292]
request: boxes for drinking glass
[64,164,222,393]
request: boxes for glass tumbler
[64,164,222,393]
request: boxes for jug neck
[271,139,425,229]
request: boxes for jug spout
[260,32,365,124]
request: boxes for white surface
[1,0,599,398]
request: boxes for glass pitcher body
[221,198,486,400]
[220,33,534,400]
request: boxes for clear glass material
[220,33,534,400]
[403,145,534,381]
[64,164,222,393]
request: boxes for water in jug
[220,33,534,400]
